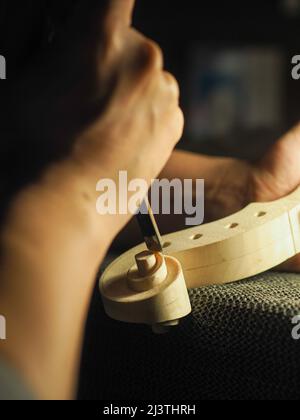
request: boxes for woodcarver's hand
[1,0,183,234]
[0,0,183,399]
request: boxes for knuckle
[97,29,120,65]
[165,107,184,145]
[162,71,180,99]
[174,107,185,139]
[142,39,163,71]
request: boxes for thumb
[254,123,300,201]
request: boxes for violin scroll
[100,250,191,333]
[100,187,300,327]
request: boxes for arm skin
[162,150,252,221]
[0,162,114,400]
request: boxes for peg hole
[255,211,267,218]
[226,223,239,229]
[190,234,203,240]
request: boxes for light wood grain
[100,187,300,325]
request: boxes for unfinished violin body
[100,187,300,329]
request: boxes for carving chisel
[136,198,163,253]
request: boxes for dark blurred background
[134,0,300,160]
[1,0,300,161]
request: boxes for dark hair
[0,0,80,222]
[0,0,78,76]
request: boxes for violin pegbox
[100,250,191,333]
[100,187,300,329]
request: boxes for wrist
[2,158,123,259]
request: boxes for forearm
[0,160,120,400]
[162,150,230,186]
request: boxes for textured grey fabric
[0,359,35,400]
[79,272,300,400]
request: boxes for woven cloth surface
[79,272,300,400]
